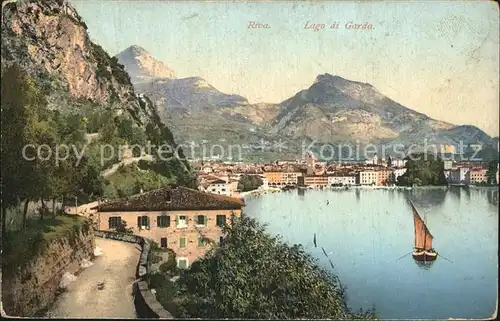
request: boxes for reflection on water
[245,187,498,319]
[415,260,434,270]
[486,188,499,206]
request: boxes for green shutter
[166,215,170,227]
[180,237,186,248]
[198,237,204,247]
[137,216,141,227]
[204,215,208,225]
[146,216,150,230]
[175,215,179,227]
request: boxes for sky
[70,0,499,136]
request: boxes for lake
[244,187,498,319]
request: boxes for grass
[2,214,91,276]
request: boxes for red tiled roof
[98,186,244,212]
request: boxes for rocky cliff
[1,0,195,184]
[2,218,95,317]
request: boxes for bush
[166,216,376,319]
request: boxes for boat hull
[412,251,437,262]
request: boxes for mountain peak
[123,45,149,56]
[116,45,176,83]
[314,73,373,87]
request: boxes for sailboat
[409,200,437,262]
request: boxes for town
[195,152,500,196]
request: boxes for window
[198,236,205,247]
[108,216,121,229]
[176,215,187,228]
[196,215,207,226]
[137,216,150,230]
[177,258,189,269]
[216,215,226,227]
[179,237,186,248]
[160,237,168,248]
[157,215,170,228]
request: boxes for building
[443,160,454,170]
[262,171,303,187]
[327,175,356,186]
[200,179,233,196]
[358,171,377,185]
[448,167,470,184]
[466,168,488,185]
[304,175,329,188]
[95,186,244,269]
[376,169,392,186]
[391,167,407,183]
[392,159,407,168]
[306,152,317,176]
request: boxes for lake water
[244,187,498,319]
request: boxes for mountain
[115,45,176,84]
[270,74,495,149]
[116,46,248,112]
[134,77,249,112]
[114,46,494,160]
[1,0,196,185]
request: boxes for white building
[448,167,470,184]
[392,159,407,168]
[391,167,407,182]
[202,179,233,196]
[328,175,356,186]
[443,160,454,170]
[258,175,269,190]
[201,166,213,174]
[358,171,377,185]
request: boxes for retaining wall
[94,230,172,318]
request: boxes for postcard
[1,0,498,319]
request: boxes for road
[46,238,140,318]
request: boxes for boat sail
[409,201,437,262]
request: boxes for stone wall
[94,230,173,318]
[2,220,95,317]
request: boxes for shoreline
[240,184,498,198]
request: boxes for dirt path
[46,238,140,318]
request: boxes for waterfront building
[466,168,488,185]
[304,175,329,188]
[95,186,244,269]
[376,169,392,186]
[358,171,377,185]
[327,175,356,186]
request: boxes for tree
[168,216,375,319]
[486,160,498,185]
[397,153,446,186]
[1,64,49,231]
[115,219,133,234]
[237,175,263,192]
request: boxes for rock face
[2,0,131,105]
[116,45,176,84]
[2,221,95,317]
[1,0,194,180]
